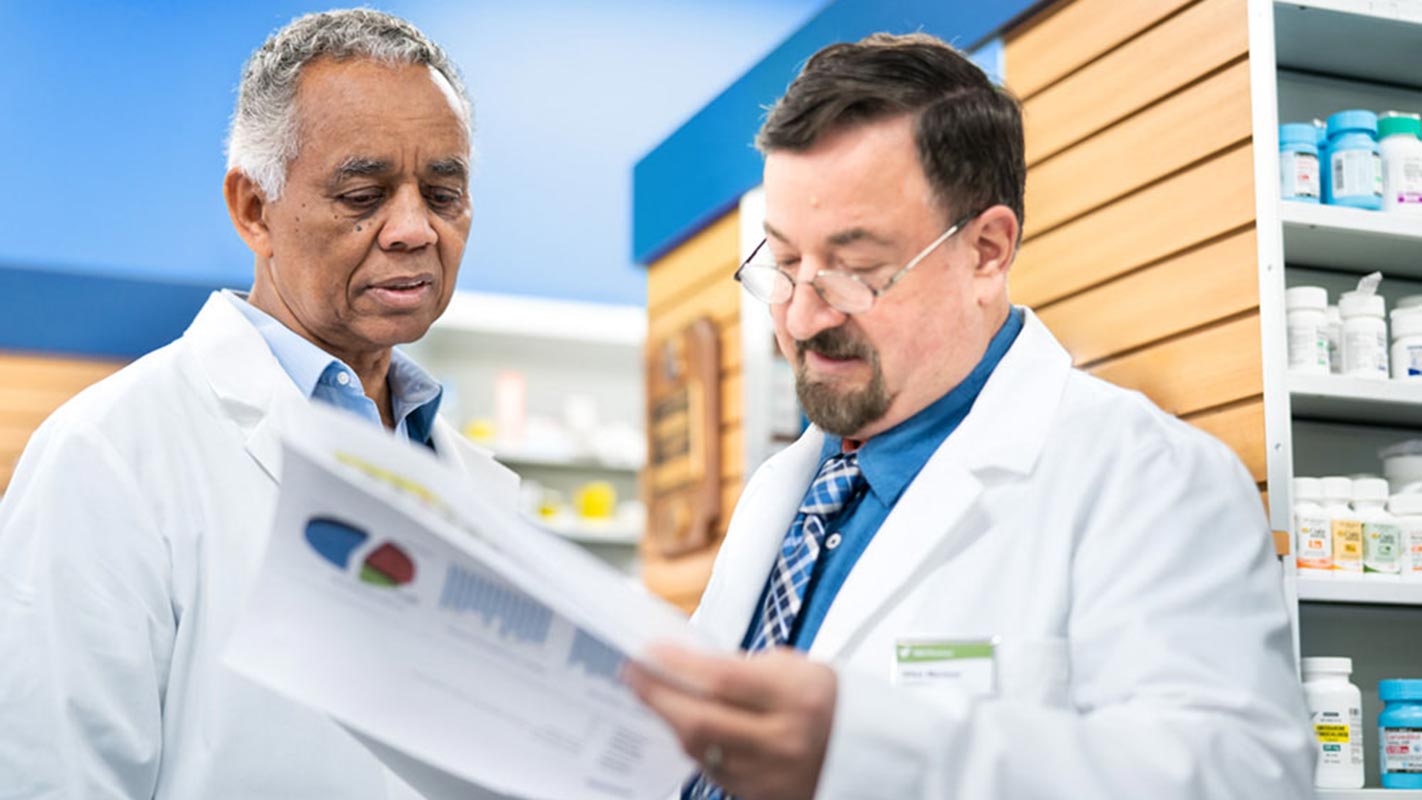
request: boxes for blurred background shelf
[1298,576,1422,605]
[1288,374,1422,427]
[1280,203,1422,276]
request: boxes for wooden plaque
[645,318,722,557]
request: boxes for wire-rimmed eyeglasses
[734,213,977,315]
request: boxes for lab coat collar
[181,291,313,484]
[699,309,1074,658]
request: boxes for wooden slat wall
[0,352,123,493]
[1005,0,1267,508]
[641,212,743,613]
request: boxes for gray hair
[226,8,473,200]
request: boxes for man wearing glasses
[627,33,1312,799]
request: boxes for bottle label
[1288,323,1330,371]
[1313,709,1365,767]
[1382,727,1422,774]
[1385,154,1422,206]
[1297,514,1333,570]
[1343,329,1388,377]
[1333,519,1364,571]
[1403,344,1422,378]
[1333,149,1384,200]
[1364,522,1402,573]
[1408,529,1422,577]
[1282,151,1320,199]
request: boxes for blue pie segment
[304,517,368,569]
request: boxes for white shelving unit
[1318,791,1422,799]
[1299,576,1422,604]
[1253,0,1422,790]
[406,290,647,574]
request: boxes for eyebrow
[428,158,469,181]
[762,220,895,249]
[328,157,390,188]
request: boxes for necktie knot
[799,452,864,517]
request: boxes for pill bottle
[1295,477,1333,575]
[1379,679,1422,789]
[1323,477,1364,574]
[1281,123,1322,203]
[1340,290,1389,379]
[1398,295,1422,312]
[1317,119,1333,204]
[1287,287,1331,374]
[1326,110,1384,210]
[1387,492,1422,581]
[1379,111,1422,216]
[1354,478,1402,577]
[1303,657,1366,789]
[1327,305,1344,374]
[1393,308,1422,380]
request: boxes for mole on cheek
[355,224,362,232]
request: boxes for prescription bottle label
[1382,728,1422,773]
[1333,151,1384,199]
[1282,151,1320,199]
[1314,709,1363,767]
[1297,515,1333,571]
[1332,520,1364,571]
[1364,522,1402,574]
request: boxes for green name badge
[893,637,997,696]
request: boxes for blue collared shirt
[228,292,443,447]
[741,306,1025,651]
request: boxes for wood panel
[721,372,743,428]
[1004,0,1195,99]
[1035,227,1258,364]
[1021,0,1248,165]
[1184,397,1266,482]
[1013,143,1255,308]
[0,352,123,494]
[648,277,740,342]
[720,322,743,377]
[721,425,744,484]
[1023,58,1252,237]
[646,213,740,313]
[1088,313,1262,416]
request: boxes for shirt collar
[819,306,1025,506]
[225,291,444,442]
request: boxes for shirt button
[336,372,351,386]
[825,532,842,550]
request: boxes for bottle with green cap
[1380,111,1422,216]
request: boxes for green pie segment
[360,542,416,587]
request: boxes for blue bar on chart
[438,563,553,646]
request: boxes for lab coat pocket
[994,637,1071,707]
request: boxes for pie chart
[304,517,416,588]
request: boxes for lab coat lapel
[181,291,307,485]
[808,310,1073,661]
[693,429,825,650]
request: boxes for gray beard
[793,326,892,437]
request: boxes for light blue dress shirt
[229,293,442,447]
[741,306,1025,650]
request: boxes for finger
[625,661,773,761]
[648,644,785,711]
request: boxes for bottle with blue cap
[1379,678,1422,789]
[1326,110,1384,210]
[1280,123,1321,202]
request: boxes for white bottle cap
[1321,476,1355,501]
[1353,477,1391,502]
[1397,294,1422,311]
[1393,308,1422,339]
[1294,477,1323,501]
[1286,286,1328,312]
[1339,290,1386,318]
[1302,656,1353,676]
[1327,305,1342,324]
[1389,492,1422,516]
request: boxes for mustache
[796,326,874,361]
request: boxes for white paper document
[224,404,715,800]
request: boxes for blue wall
[0,0,824,357]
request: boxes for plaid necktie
[683,452,865,800]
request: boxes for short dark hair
[756,32,1025,230]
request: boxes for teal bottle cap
[1327,109,1379,139]
[1379,679,1422,701]
[1280,123,1318,146]
[1379,111,1422,140]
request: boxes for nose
[782,263,846,342]
[378,185,437,251]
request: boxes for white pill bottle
[1302,656,1366,789]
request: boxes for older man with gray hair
[0,9,513,798]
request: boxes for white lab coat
[692,310,1313,799]
[0,291,518,800]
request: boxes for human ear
[224,169,275,259]
[970,205,1020,281]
